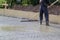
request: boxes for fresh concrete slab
[0,16,60,40]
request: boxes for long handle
[49,0,59,7]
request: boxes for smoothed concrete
[0,16,60,40]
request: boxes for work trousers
[40,6,49,22]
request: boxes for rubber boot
[40,20,42,25]
[46,21,49,26]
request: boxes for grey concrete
[0,16,60,40]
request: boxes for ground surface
[0,16,60,40]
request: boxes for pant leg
[40,7,43,21]
[43,7,49,22]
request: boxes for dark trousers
[40,6,49,22]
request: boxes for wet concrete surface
[0,16,60,40]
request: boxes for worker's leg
[44,7,49,26]
[40,8,43,24]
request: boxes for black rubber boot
[46,21,49,26]
[40,20,42,25]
